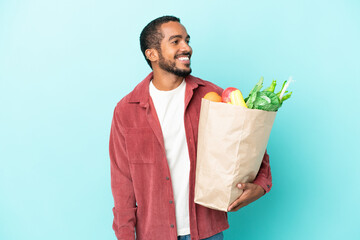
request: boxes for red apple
[221,87,239,103]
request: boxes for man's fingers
[230,201,248,212]
[228,183,258,211]
[228,184,249,211]
[228,199,242,212]
[228,183,266,212]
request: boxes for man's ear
[145,49,159,62]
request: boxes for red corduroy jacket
[109,72,272,240]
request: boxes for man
[109,16,272,240]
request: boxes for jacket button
[170,224,174,228]
[267,184,270,189]
[169,200,173,204]
[166,176,170,180]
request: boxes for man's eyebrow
[168,34,191,41]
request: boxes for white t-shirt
[149,79,190,236]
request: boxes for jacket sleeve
[253,150,272,193]
[109,107,137,240]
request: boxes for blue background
[1,0,359,239]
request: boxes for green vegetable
[280,92,292,103]
[263,80,276,92]
[246,77,293,112]
[276,80,287,98]
[245,76,263,109]
[253,91,281,111]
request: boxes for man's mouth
[176,54,191,65]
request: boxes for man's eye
[172,40,178,44]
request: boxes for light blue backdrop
[1,0,359,239]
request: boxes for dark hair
[140,16,180,68]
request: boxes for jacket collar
[128,72,204,107]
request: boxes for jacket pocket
[124,128,155,164]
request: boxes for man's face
[157,21,192,77]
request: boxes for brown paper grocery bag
[194,98,276,212]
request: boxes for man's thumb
[237,183,247,189]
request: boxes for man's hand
[227,183,266,212]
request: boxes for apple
[221,87,238,103]
[222,87,248,108]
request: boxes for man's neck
[152,70,184,91]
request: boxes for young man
[109,16,272,240]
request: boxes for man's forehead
[160,21,189,38]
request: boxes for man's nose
[180,41,192,53]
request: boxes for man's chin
[174,68,192,77]
[158,61,192,77]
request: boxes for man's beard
[158,52,192,77]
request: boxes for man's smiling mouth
[178,56,190,60]
[176,54,191,64]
